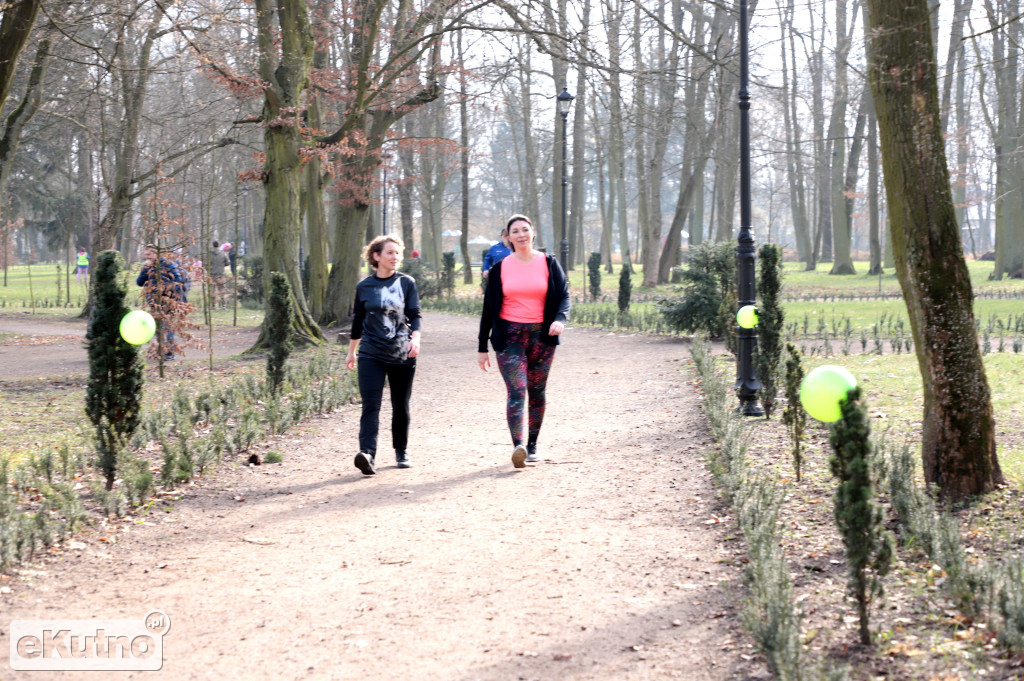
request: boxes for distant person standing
[209,240,230,309]
[346,235,422,475]
[76,247,89,283]
[481,227,512,280]
[136,244,186,360]
[225,243,237,276]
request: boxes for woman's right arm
[348,288,366,370]
[346,338,360,371]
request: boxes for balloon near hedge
[736,305,758,329]
[799,365,857,423]
[120,310,156,345]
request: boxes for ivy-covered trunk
[251,0,323,349]
[865,0,1003,497]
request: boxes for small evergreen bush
[828,386,893,645]
[617,263,632,313]
[657,240,736,338]
[755,243,785,418]
[401,257,441,299]
[442,251,456,297]
[587,252,602,299]
[85,250,145,490]
[780,343,807,481]
[266,272,294,394]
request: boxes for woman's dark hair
[506,214,533,230]
[363,235,405,269]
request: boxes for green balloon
[736,305,758,329]
[799,365,857,422]
[120,310,156,345]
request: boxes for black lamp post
[557,87,574,272]
[736,0,763,416]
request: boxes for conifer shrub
[828,386,893,645]
[442,251,456,297]
[266,272,294,394]
[401,256,441,299]
[617,263,632,313]
[85,250,145,490]
[587,252,602,299]
[657,240,735,338]
[780,343,807,481]
[755,243,784,418]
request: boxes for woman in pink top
[478,214,571,468]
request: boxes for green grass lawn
[793,351,1024,486]
[0,261,261,324]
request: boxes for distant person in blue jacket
[136,244,186,360]
[481,227,512,280]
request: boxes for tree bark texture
[865,0,1003,497]
[252,0,324,348]
[828,0,855,275]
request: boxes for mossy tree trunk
[251,0,324,349]
[865,0,1004,498]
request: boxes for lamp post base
[736,397,765,417]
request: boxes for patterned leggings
[496,322,556,447]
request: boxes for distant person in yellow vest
[76,247,89,283]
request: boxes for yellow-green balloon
[736,305,758,329]
[120,310,156,345]
[799,365,857,422]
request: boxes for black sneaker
[395,450,411,468]
[354,451,376,475]
[525,444,541,463]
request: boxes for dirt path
[0,312,757,680]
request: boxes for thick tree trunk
[865,0,1003,497]
[988,0,1024,279]
[607,1,630,267]
[570,1,589,267]
[255,125,323,347]
[867,103,883,275]
[828,0,855,275]
[303,0,332,320]
[251,0,323,349]
[458,29,472,283]
[782,1,812,264]
[322,202,370,326]
[0,0,42,112]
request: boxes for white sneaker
[511,444,528,468]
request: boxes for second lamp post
[557,87,574,271]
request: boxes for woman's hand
[408,333,421,359]
[345,353,356,371]
[478,352,491,372]
[548,320,565,336]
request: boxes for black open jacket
[478,253,571,353]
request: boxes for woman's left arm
[405,275,423,358]
[549,257,571,336]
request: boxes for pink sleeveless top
[499,254,548,323]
